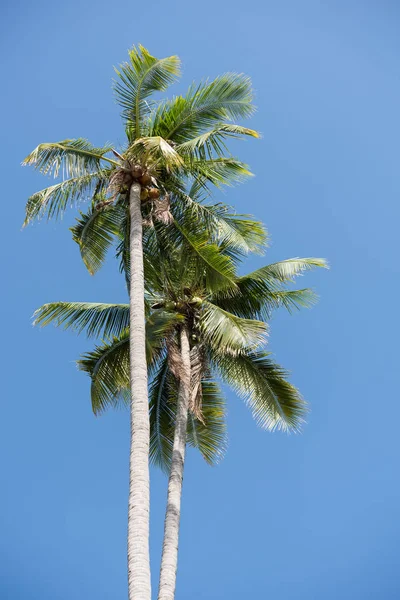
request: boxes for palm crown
[34,222,326,470]
[23,45,265,278]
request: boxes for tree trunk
[158,326,191,600]
[128,182,151,600]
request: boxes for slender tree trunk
[128,182,151,600]
[158,326,191,600]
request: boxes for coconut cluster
[126,164,160,203]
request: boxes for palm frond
[78,332,130,415]
[212,258,327,319]
[24,170,110,225]
[149,354,177,472]
[22,139,118,178]
[152,73,256,143]
[200,301,268,354]
[187,379,227,464]
[173,192,267,255]
[212,350,307,432]
[169,222,238,293]
[114,45,181,135]
[129,136,184,170]
[240,258,329,287]
[71,201,126,274]
[177,124,259,160]
[33,301,130,339]
[214,287,319,320]
[187,157,252,188]
[264,289,319,313]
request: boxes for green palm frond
[78,331,130,415]
[33,302,130,339]
[22,139,118,178]
[241,258,329,287]
[212,350,307,432]
[76,308,183,415]
[212,258,327,319]
[264,289,319,313]
[187,379,227,464]
[24,170,110,225]
[114,45,181,135]
[187,157,252,189]
[170,223,237,293]
[128,136,184,170]
[199,301,268,354]
[71,201,126,275]
[177,124,259,160]
[173,191,267,256]
[149,354,177,472]
[152,73,256,143]
[33,301,182,351]
[214,287,319,320]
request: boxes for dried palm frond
[166,334,184,380]
[107,169,133,201]
[153,193,173,224]
[189,344,206,422]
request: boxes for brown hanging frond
[166,335,185,380]
[153,193,173,224]
[189,344,206,423]
[142,215,154,228]
[107,169,133,201]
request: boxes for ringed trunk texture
[128,182,151,600]
[158,326,191,600]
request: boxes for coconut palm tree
[34,236,326,600]
[23,46,262,600]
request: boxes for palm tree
[34,240,326,599]
[23,46,262,600]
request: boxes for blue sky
[1,1,400,598]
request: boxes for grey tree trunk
[158,326,191,600]
[128,182,151,600]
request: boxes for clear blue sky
[1,1,399,598]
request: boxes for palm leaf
[152,73,256,143]
[212,258,328,319]
[78,332,130,414]
[33,302,130,338]
[212,350,307,432]
[71,201,126,275]
[22,139,118,178]
[240,258,329,287]
[173,191,267,255]
[128,136,184,170]
[114,45,181,136]
[24,170,110,225]
[33,302,182,354]
[149,354,177,472]
[187,379,227,464]
[214,287,319,320]
[186,157,252,189]
[170,222,238,293]
[199,301,268,353]
[177,124,259,160]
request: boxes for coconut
[132,164,144,179]
[148,187,160,199]
[138,173,152,187]
[140,189,149,201]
